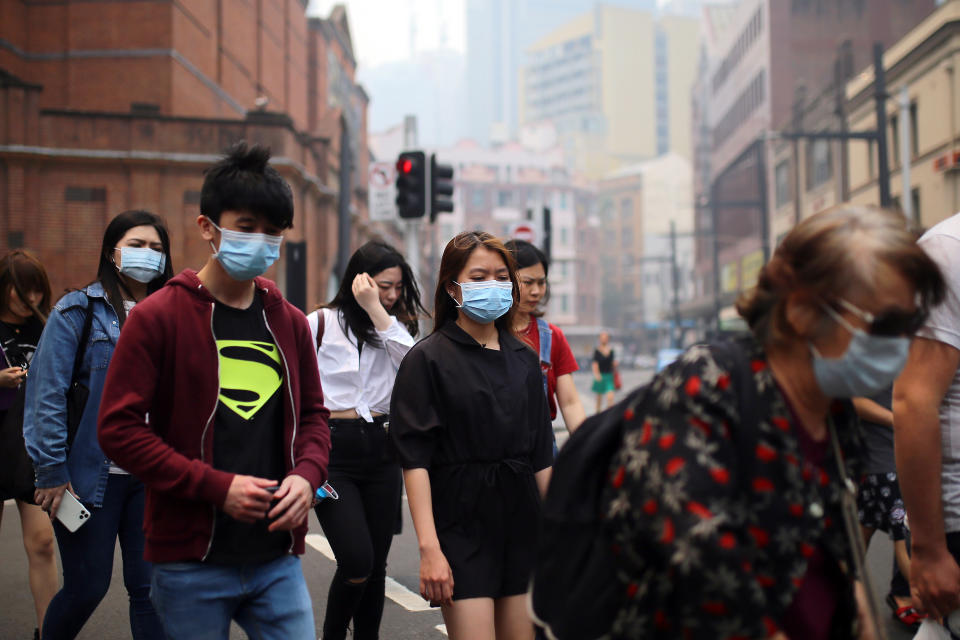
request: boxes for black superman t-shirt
[206,295,289,565]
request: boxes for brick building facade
[0,0,372,310]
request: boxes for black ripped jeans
[315,417,402,640]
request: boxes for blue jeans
[43,473,161,640]
[150,555,315,640]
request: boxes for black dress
[390,320,554,600]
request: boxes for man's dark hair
[200,142,294,229]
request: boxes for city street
[0,370,916,639]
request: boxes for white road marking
[385,577,433,612]
[305,533,335,560]
[304,533,434,613]
[436,624,448,636]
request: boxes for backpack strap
[710,340,759,494]
[313,309,326,353]
[535,317,552,366]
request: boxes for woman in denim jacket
[23,210,173,640]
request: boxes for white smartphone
[55,490,91,532]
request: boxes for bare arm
[403,468,454,606]
[852,397,893,428]
[535,467,552,498]
[591,361,600,380]
[555,373,586,432]
[893,337,960,618]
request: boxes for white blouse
[306,307,415,422]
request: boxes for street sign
[511,223,537,243]
[369,161,397,221]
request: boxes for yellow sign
[740,250,765,289]
[721,263,738,293]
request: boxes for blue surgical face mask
[208,219,283,281]
[810,304,911,398]
[450,280,514,324]
[116,246,166,283]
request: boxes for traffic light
[430,153,454,223]
[395,151,426,218]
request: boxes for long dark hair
[97,210,174,327]
[326,241,426,348]
[0,250,52,324]
[505,239,550,317]
[433,231,520,335]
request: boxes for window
[471,188,486,208]
[775,160,791,207]
[806,139,832,190]
[560,192,569,209]
[497,190,512,207]
[868,139,876,179]
[65,186,106,202]
[890,114,900,166]
[560,295,569,313]
[620,198,633,222]
[560,227,569,246]
[910,101,919,157]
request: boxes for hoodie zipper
[200,301,220,561]
[262,304,298,555]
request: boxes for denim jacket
[23,282,121,507]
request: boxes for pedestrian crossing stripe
[304,533,436,613]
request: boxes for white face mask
[115,247,166,283]
[810,302,911,398]
[449,280,514,324]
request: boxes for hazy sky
[308,0,467,68]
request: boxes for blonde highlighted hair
[737,205,945,345]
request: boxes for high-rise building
[518,4,700,178]
[464,0,657,146]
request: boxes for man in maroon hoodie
[98,142,330,639]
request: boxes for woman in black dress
[0,250,57,640]
[390,231,553,639]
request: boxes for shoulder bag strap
[70,295,95,385]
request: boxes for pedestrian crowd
[3,142,960,640]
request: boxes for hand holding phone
[56,490,91,532]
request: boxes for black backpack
[529,341,759,640]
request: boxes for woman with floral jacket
[602,206,945,639]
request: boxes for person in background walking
[24,211,172,640]
[506,239,585,434]
[307,241,426,640]
[390,231,553,640]
[591,332,617,413]
[0,250,57,640]
[853,387,919,629]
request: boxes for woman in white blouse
[306,241,426,640]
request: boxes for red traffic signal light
[395,151,426,219]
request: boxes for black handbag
[65,295,95,451]
[0,386,36,501]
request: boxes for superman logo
[216,340,283,420]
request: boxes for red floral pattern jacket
[602,336,863,639]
